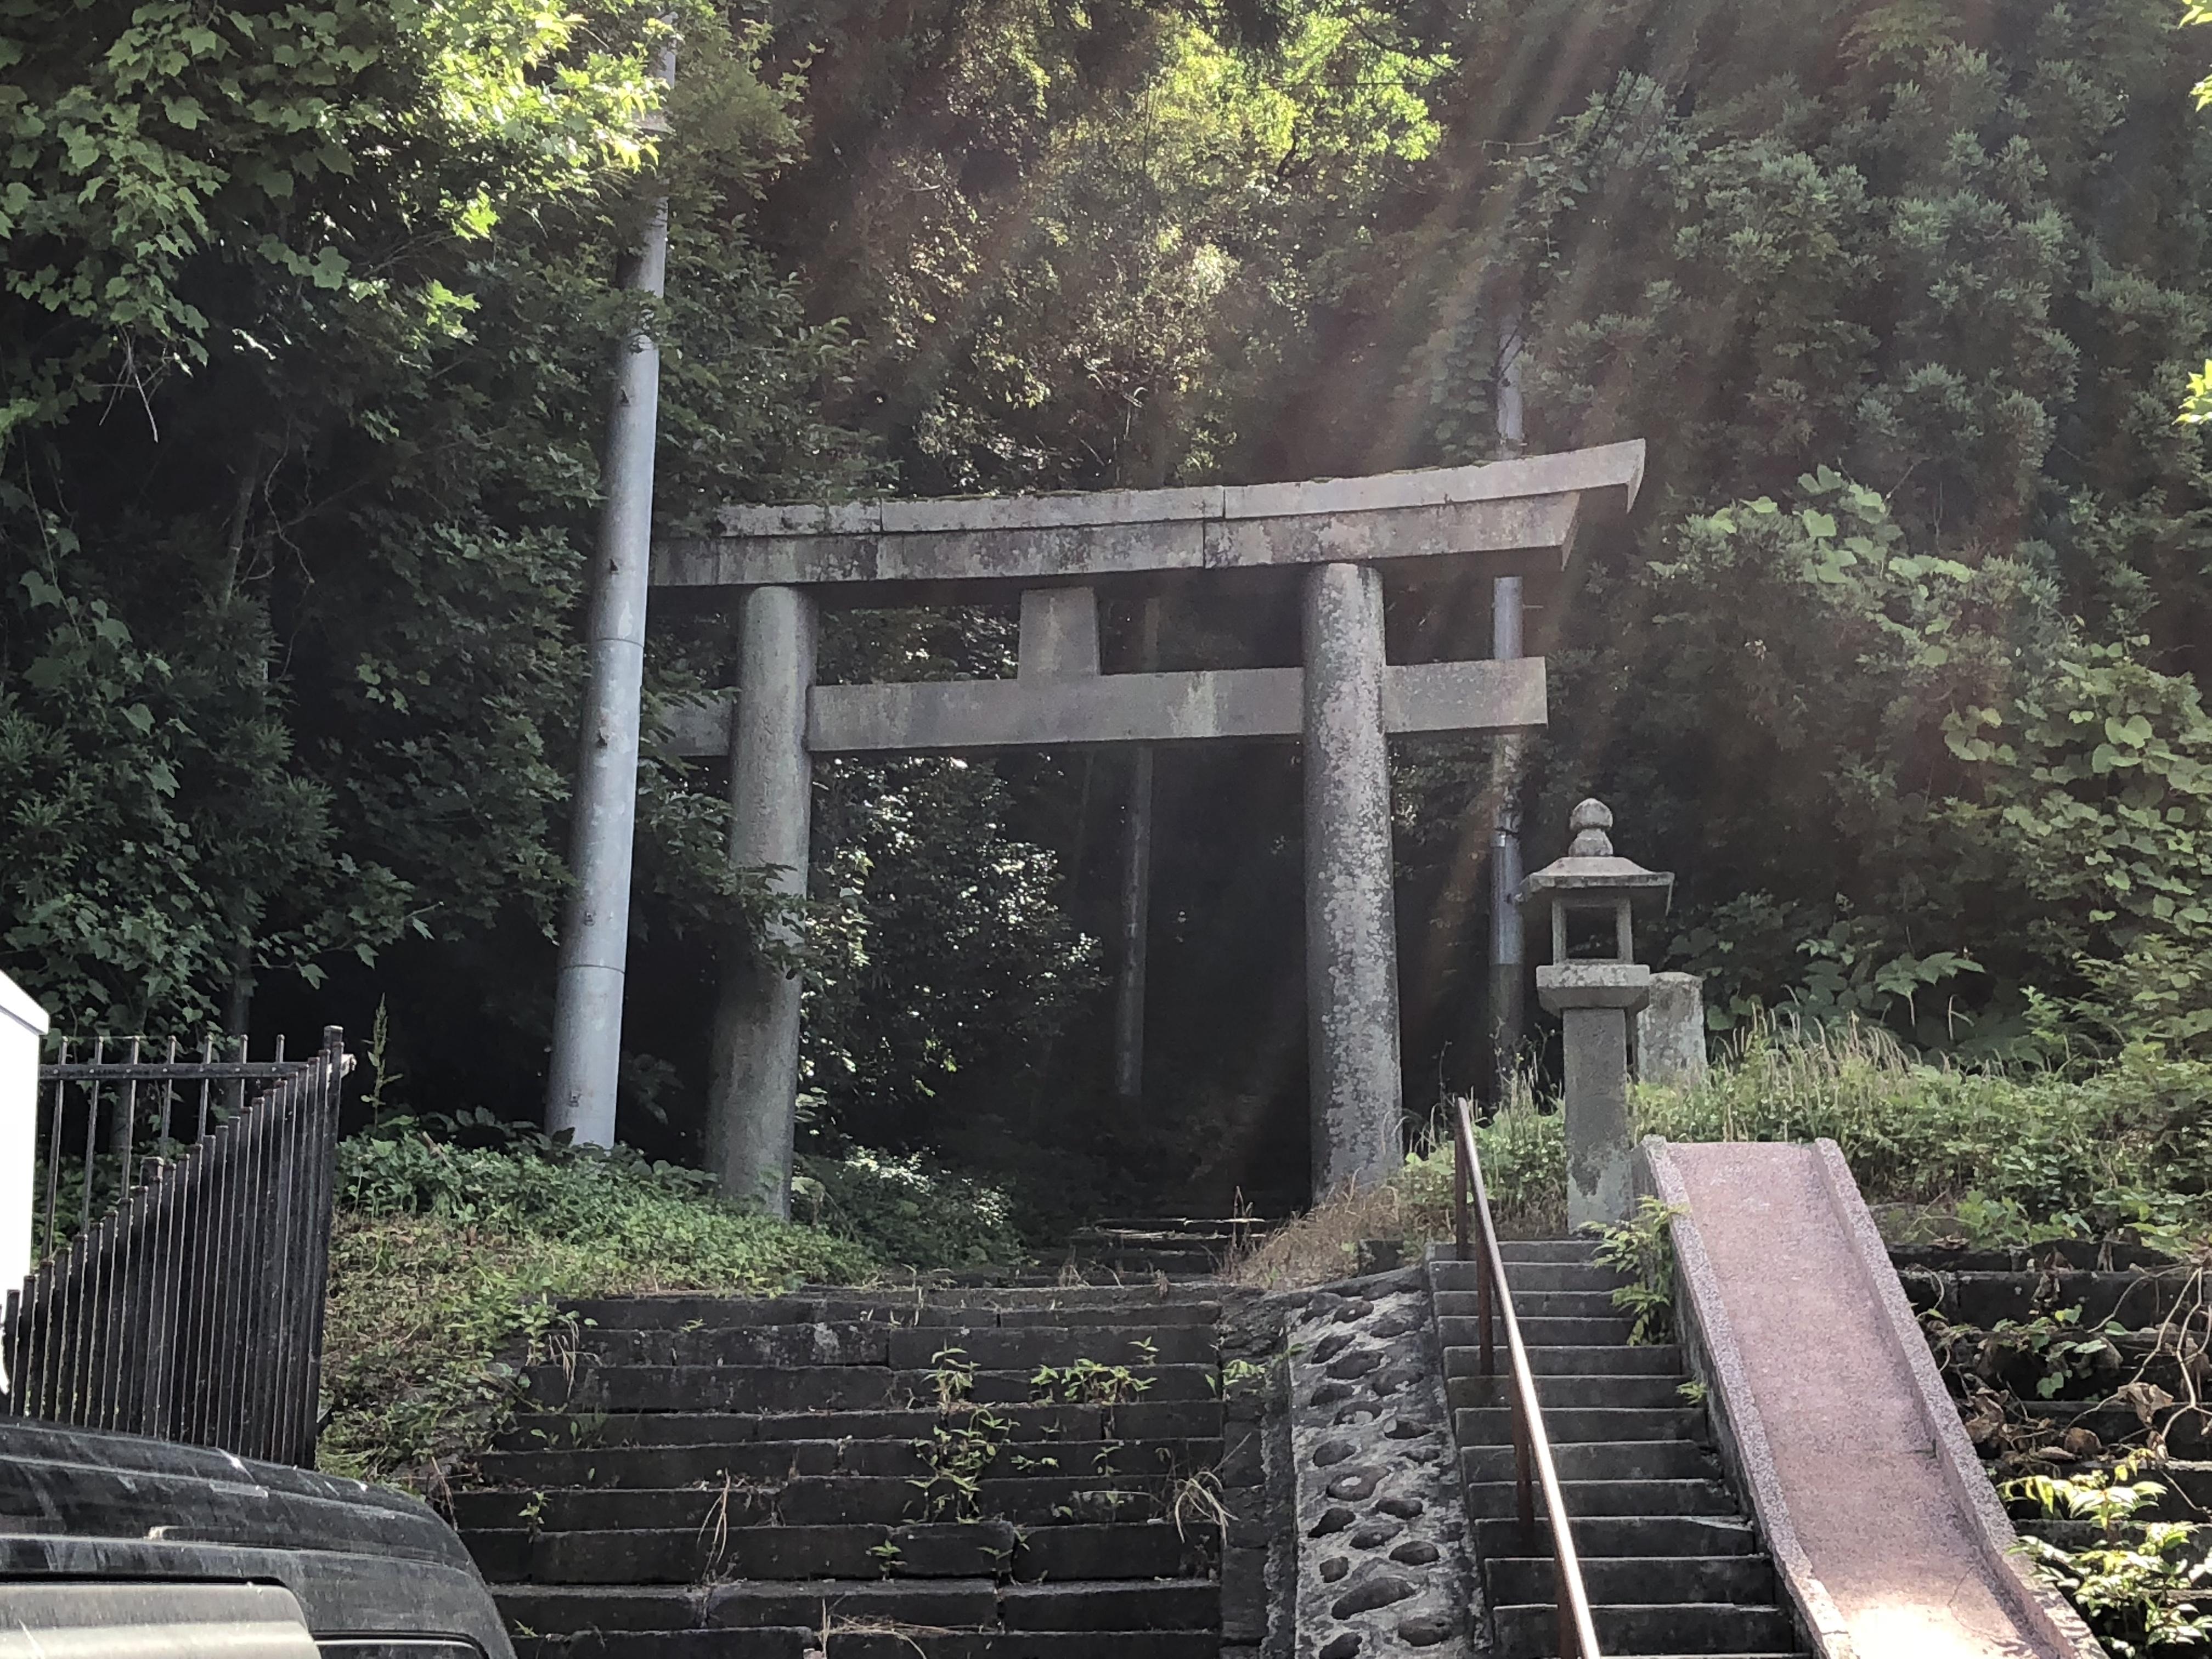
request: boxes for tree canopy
[5,0,2212,1212]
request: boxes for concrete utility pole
[1488,308,1528,1104]
[545,38,676,1147]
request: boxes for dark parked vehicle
[0,1419,513,1659]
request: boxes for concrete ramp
[1642,1138,2105,1659]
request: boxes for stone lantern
[1520,799,1673,1228]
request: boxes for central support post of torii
[652,441,1645,1213]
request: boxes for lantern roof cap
[1519,799,1674,913]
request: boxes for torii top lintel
[652,440,1645,598]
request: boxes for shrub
[321,1133,873,1487]
[793,1146,1028,1269]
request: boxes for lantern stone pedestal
[1538,961,1652,1229]
[1520,799,1674,1231]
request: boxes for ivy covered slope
[320,1123,1026,1485]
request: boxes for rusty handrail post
[1477,1221,1496,1380]
[1454,1126,1470,1259]
[1453,1098,1601,1659]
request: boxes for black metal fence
[0,1028,350,1466]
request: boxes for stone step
[493,1578,1222,1637]
[1432,1258,1623,1292]
[577,1325,1220,1370]
[1461,1438,1716,1486]
[472,1437,1220,1491]
[1486,1551,1780,1605]
[1438,1314,1637,1348]
[1446,1344,1684,1388]
[561,1294,1222,1330]
[1470,1514,1762,1560]
[1436,1289,1623,1321]
[524,1363,1217,1413]
[470,1521,1210,1585]
[1493,1599,1797,1658]
[1453,1379,1686,1421]
[515,1633,1222,1659]
[456,1476,1171,1533]
[495,1400,1220,1452]
[1452,1406,1703,1445]
[1898,1268,2197,1329]
[1462,1477,1741,1520]
[514,1630,816,1659]
[1497,1241,1603,1263]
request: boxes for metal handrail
[1452,1097,1604,1659]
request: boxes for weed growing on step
[910,1348,1014,1522]
[1031,1356,1153,1405]
[1210,1358,1267,1397]
[1169,1469,1231,1539]
[697,1473,738,1575]
[1594,1197,1685,1345]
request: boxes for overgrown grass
[1232,1079,1567,1288]
[1642,1015,2212,1253]
[1237,1016,2212,1288]
[321,1135,881,1487]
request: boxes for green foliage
[1306,0,2212,1076]
[1926,1303,2130,1401]
[321,1131,872,1482]
[1593,1198,1684,1346]
[1031,1353,1154,1406]
[1639,1015,2212,1252]
[0,0,870,1103]
[802,752,1105,1150]
[2007,1458,2212,1657]
[909,1347,1014,1521]
[793,1145,1028,1269]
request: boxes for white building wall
[0,970,52,1302]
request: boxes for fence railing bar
[79,1036,104,1239]
[41,1039,66,1262]
[2,1029,347,1467]
[40,1063,301,1082]
[195,1033,215,1143]
[155,1036,178,1150]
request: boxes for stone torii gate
[652,440,1645,1215]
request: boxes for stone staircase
[454,1284,1237,1659]
[1432,1240,1805,1658]
[1062,1220,1271,1281]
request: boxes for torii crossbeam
[651,440,1645,1213]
